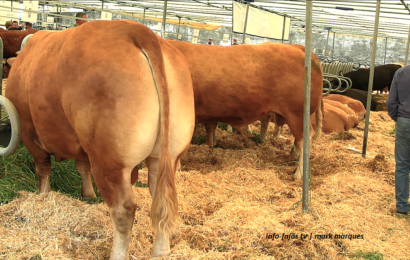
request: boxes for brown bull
[5,21,195,259]
[271,99,358,137]
[323,99,358,129]
[0,29,38,58]
[316,103,351,133]
[167,40,324,179]
[324,94,366,120]
[1,29,38,78]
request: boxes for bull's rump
[6,21,162,162]
[168,41,323,125]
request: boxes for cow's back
[167,41,323,127]
[345,64,401,91]
[324,94,366,120]
[324,99,358,129]
[321,103,350,133]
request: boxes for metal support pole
[281,15,287,43]
[405,24,410,66]
[362,0,381,157]
[384,37,388,65]
[302,0,313,212]
[242,3,250,44]
[162,0,167,38]
[142,8,146,25]
[177,16,181,39]
[331,32,336,62]
[324,29,330,60]
[102,0,104,10]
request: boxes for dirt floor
[0,107,407,259]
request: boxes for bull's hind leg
[259,113,272,140]
[75,159,96,197]
[204,121,217,146]
[287,120,315,180]
[90,161,137,260]
[21,126,52,193]
[34,154,51,193]
[273,113,286,138]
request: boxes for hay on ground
[0,111,406,259]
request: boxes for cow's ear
[7,58,16,67]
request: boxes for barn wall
[290,31,407,66]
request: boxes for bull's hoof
[81,191,97,198]
[287,153,297,162]
[151,248,171,258]
[293,169,302,181]
[151,233,171,258]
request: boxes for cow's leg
[213,126,217,146]
[286,118,315,180]
[273,113,286,138]
[34,155,52,193]
[246,125,251,133]
[292,124,315,180]
[204,121,217,147]
[259,113,272,140]
[176,159,182,172]
[227,125,233,133]
[131,166,139,185]
[273,125,282,138]
[90,162,137,260]
[21,128,51,193]
[75,159,96,197]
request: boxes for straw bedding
[1,108,408,259]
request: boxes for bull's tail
[314,96,324,141]
[132,24,177,234]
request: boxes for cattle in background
[0,29,38,58]
[339,89,378,111]
[167,40,324,180]
[324,94,366,120]
[342,64,401,92]
[4,20,195,258]
[323,99,358,129]
[262,99,359,139]
[0,29,38,79]
[315,102,352,134]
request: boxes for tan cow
[271,102,355,136]
[323,99,359,129]
[264,99,359,139]
[167,40,324,180]
[324,94,366,120]
[316,102,351,133]
[4,20,195,259]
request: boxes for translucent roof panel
[40,0,410,38]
